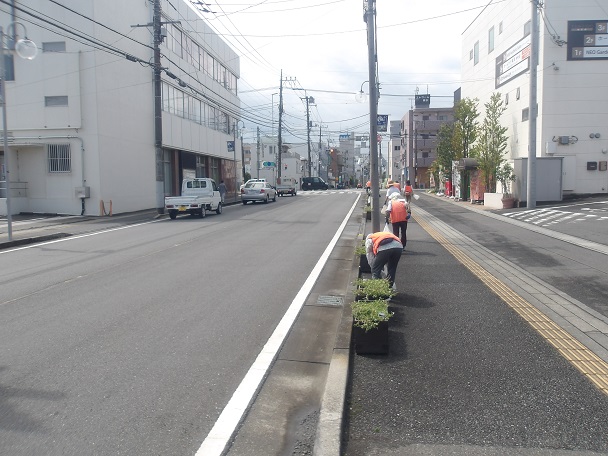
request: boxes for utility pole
[240,125,245,182]
[256,126,260,179]
[153,0,164,213]
[233,121,237,198]
[305,95,312,177]
[527,0,539,209]
[132,0,179,213]
[277,70,284,183]
[318,125,323,176]
[365,0,380,231]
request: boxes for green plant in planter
[353,278,395,300]
[352,299,393,331]
[354,242,366,256]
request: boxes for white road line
[0,220,161,254]
[195,195,361,456]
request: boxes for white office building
[0,0,240,216]
[461,0,608,198]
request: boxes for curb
[314,209,367,455]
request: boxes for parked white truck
[257,168,297,196]
[165,178,222,219]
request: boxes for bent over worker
[365,231,403,288]
[385,193,410,249]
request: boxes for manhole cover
[316,295,344,307]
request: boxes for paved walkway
[318,193,608,455]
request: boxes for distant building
[400,104,454,189]
[461,0,608,197]
[1,0,240,216]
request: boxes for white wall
[461,0,608,195]
[0,0,242,216]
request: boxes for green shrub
[353,278,394,300]
[352,299,393,331]
[354,242,366,256]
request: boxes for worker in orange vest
[365,231,403,288]
[386,193,410,249]
[404,179,414,203]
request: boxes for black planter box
[353,320,389,355]
[359,254,371,274]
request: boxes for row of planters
[351,277,394,355]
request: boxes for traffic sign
[377,114,388,132]
[262,161,276,167]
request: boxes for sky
[192,0,488,146]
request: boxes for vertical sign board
[377,115,388,132]
[495,34,531,88]
[568,20,608,60]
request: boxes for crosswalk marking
[505,204,608,227]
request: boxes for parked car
[239,178,266,192]
[301,177,329,190]
[241,181,277,204]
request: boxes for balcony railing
[414,120,444,131]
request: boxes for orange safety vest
[405,185,413,195]
[369,232,401,255]
[389,200,408,223]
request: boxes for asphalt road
[0,190,360,455]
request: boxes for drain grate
[316,295,344,307]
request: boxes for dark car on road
[301,177,329,190]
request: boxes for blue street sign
[262,161,275,167]
[227,141,235,152]
[377,114,388,132]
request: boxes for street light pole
[0,22,37,241]
[365,0,380,232]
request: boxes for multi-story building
[400,99,454,189]
[0,0,240,216]
[387,120,402,185]
[461,0,608,198]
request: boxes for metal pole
[0,26,12,240]
[256,126,260,179]
[366,0,380,232]
[527,0,538,209]
[240,124,245,182]
[153,0,164,214]
[233,122,237,200]
[277,71,283,183]
[306,96,311,177]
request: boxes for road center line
[196,195,361,456]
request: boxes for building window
[488,26,495,52]
[522,108,529,121]
[499,21,503,34]
[516,87,520,100]
[48,144,71,173]
[42,42,66,52]
[438,115,448,121]
[474,41,479,65]
[505,93,509,105]
[524,20,531,37]
[469,49,473,60]
[45,96,68,107]
[395,145,401,151]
